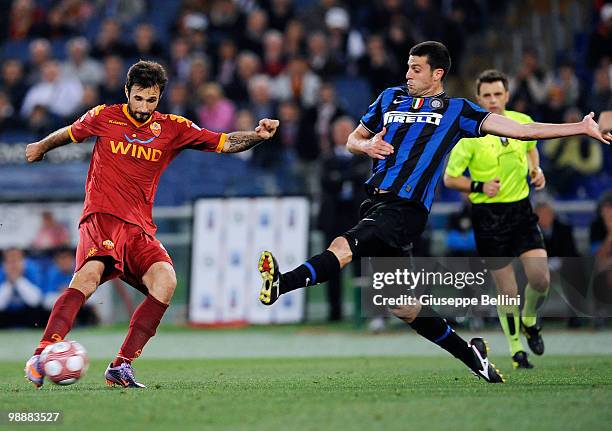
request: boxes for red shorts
[75,213,173,294]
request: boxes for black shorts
[472,198,545,269]
[342,193,428,258]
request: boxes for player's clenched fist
[25,142,45,163]
[364,127,394,160]
[255,118,280,139]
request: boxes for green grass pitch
[1,355,610,431]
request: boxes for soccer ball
[40,341,89,385]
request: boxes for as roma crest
[150,122,161,137]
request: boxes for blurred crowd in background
[0,0,611,326]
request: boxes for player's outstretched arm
[481,112,612,144]
[221,118,280,153]
[347,125,394,159]
[25,127,73,163]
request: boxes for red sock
[34,288,86,355]
[113,295,168,366]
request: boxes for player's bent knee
[389,303,421,323]
[328,236,353,268]
[70,260,104,298]
[143,262,176,304]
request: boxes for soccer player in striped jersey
[444,70,549,369]
[258,41,610,383]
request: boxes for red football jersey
[69,103,226,235]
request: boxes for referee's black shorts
[342,193,428,258]
[471,197,545,270]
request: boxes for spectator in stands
[318,116,369,321]
[273,56,321,108]
[77,84,101,113]
[197,82,236,132]
[588,66,612,114]
[31,211,70,251]
[308,82,345,156]
[21,60,83,120]
[165,82,197,120]
[225,51,261,104]
[207,0,244,37]
[26,104,55,139]
[44,248,98,326]
[299,0,339,32]
[358,34,399,96]
[590,190,612,327]
[261,30,286,77]
[46,0,91,39]
[587,3,612,69]
[98,55,126,104]
[0,90,22,133]
[98,0,146,25]
[554,61,580,108]
[128,23,165,61]
[186,55,210,97]
[442,4,468,76]
[384,17,417,72]
[239,8,268,56]
[535,197,579,258]
[1,59,27,112]
[307,31,344,80]
[91,18,128,59]
[0,248,43,328]
[283,19,306,58]
[26,38,52,86]
[215,39,238,87]
[169,37,193,83]
[247,74,277,120]
[540,84,567,124]
[412,0,445,41]
[62,37,104,86]
[324,7,364,66]
[367,0,409,34]
[265,0,294,31]
[542,108,603,195]
[510,49,552,112]
[6,0,47,41]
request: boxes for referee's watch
[470,181,484,193]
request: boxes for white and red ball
[40,341,89,385]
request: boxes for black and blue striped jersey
[360,85,491,211]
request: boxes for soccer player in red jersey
[23,60,279,388]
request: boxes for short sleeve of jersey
[360,90,385,134]
[68,105,107,143]
[445,138,475,177]
[458,99,491,138]
[171,116,226,152]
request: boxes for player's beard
[127,104,152,123]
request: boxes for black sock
[280,250,341,294]
[409,306,475,369]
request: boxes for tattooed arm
[221,118,280,153]
[25,127,73,162]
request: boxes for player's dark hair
[409,41,451,80]
[126,60,168,95]
[476,69,509,94]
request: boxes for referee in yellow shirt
[444,70,549,369]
